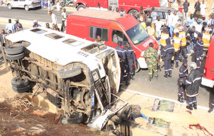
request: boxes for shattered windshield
[126,23,150,45]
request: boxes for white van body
[6,0,41,11]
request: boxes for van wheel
[77,5,85,11]
[58,66,82,79]
[5,43,25,55]
[128,9,138,15]
[11,77,30,88]
[135,61,140,73]
[6,52,25,61]
[8,4,12,10]
[25,5,29,11]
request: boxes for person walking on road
[183,62,201,110]
[5,19,14,33]
[144,42,158,81]
[200,0,206,17]
[194,33,204,70]
[125,42,136,81]
[178,59,188,103]
[115,41,128,86]
[208,97,214,113]
[194,0,201,17]
[172,32,181,68]
[48,0,52,11]
[0,29,7,47]
[163,38,175,78]
[183,0,190,20]
[48,11,58,29]
[61,8,67,32]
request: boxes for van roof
[5,28,113,67]
[71,9,138,30]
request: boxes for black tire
[11,77,29,88]
[77,5,85,11]
[58,66,82,79]
[5,43,25,55]
[6,52,25,60]
[128,9,138,15]
[135,61,140,73]
[12,85,31,93]
[25,5,29,11]
[60,113,83,124]
[8,4,12,10]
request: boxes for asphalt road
[0,9,213,109]
[0,6,73,23]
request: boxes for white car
[6,0,41,11]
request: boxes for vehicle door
[11,0,19,7]
[111,29,129,47]
[19,0,26,7]
[204,37,214,80]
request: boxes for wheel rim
[78,7,84,10]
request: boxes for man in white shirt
[195,19,202,33]
[170,10,179,37]
[5,19,14,33]
[166,10,173,28]
[48,11,58,29]
[200,0,206,17]
[156,16,164,38]
[61,8,66,32]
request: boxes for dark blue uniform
[163,43,175,76]
[125,47,136,78]
[194,40,203,69]
[179,64,188,96]
[115,45,127,84]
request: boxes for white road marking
[123,89,209,111]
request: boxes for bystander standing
[48,11,58,29]
[5,19,14,33]
[183,0,189,20]
[61,8,66,32]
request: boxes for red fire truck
[74,0,168,14]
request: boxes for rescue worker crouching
[114,41,128,87]
[182,62,201,110]
[178,59,188,103]
[124,42,136,81]
[163,38,175,78]
[172,32,182,68]
[144,42,159,81]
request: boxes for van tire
[5,43,25,55]
[6,52,25,60]
[25,5,29,11]
[58,66,82,79]
[11,77,30,88]
[12,85,31,93]
[77,5,85,11]
[60,113,83,124]
[128,9,138,15]
[8,4,12,10]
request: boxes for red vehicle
[74,0,165,14]
[201,36,214,88]
[66,9,159,72]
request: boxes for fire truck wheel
[128,9,138,15]
[5,43,25,55]
[12,85,31,93]
[77,5,85,11]
[11,77,30,88]
[60,113,83,124]
[58,65,82,79]
[6,52,25,60]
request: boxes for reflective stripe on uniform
[173,36,181,52]
[160,33,169,46]
[202,33,211,48]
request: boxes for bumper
[201,77,214,88]
[138,57,147,69]
[29,4,41,8]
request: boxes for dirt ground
[0,62,104,136]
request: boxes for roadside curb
[0,17,62,28]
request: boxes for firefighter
[114,41,127,86]
[144,42,159,81]
[160,28,169,59]
[179,27,188,60]
[163,38,175,78]
[183,62,201,110]
[178,59,188,103]
[208,97,214,113]
[202,27,212,53]
[172,32,182,68]
[194,33,204,70]
[124,42,136,81]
